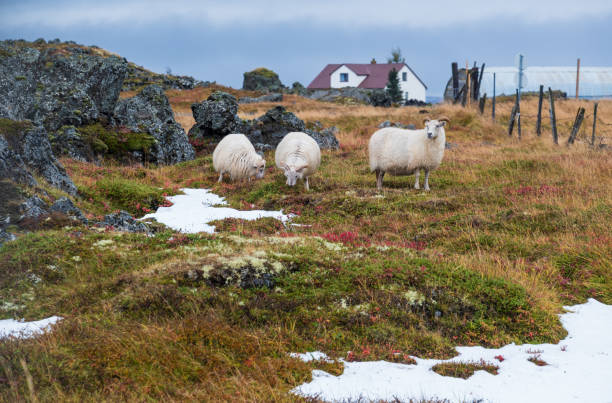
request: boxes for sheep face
[281,164,307,186]
[252,158,266,179]
[424,119,446,139]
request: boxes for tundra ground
[1,92,611,402]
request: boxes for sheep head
[280,162,308,186]
[423,117,449,140]
[251,156,266,179]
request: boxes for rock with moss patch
[0,227,16,246]
[188,91,241,140]
[50,197,87,223]
[98,210,150,233]
[112,85,194,164]
[0,39,127,131]
[0,133,37,187]
[242,68,284,92]
[19,196,49,219]
[238,93,283,104]
[49,126,93,162]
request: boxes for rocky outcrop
[378,121,416,130]
[0,39,128,132]
[49,125,93,162]
[123,63,212,91]
[238,93,283,104]
[112,85,194,164]
[0,133,37,187]
[19,196,48,220]
[242,68,284,92]
[307,87,373,103]
[0,119,76,195]
[188,92,339,150]
[50,197,87,223]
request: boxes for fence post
[466,61,471,106]
[592,102,598,146]
[508,91,519,136]
[492,72,496,121]
[567,107,585,145]
[476,63,485,100]
[548,87,558,145]
[536,85,544,136]
[452,62,459,99]
[479,93,487,114]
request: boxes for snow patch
[141,188,290,234]
[292,299,612,403]
[0,316,62,339]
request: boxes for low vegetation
[1,89,610,401]
[431,359,499,378]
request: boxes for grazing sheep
[275,132,321,190]
[369,117,449,191]
[213,133,266,182]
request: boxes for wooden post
[592,102,598,146]
[466,61,470,106]
[492,72,496,121]
[508,91,519,136]
[517,91,522,140]
[479,93,487,114]
[452,62,459,99]
[576,58,580,100]
[476,63,485,100]
[548,87,558,145]
[454,84,465,104]
[536,85,544,136]
[568,107,585,145]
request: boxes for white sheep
[368,117,449,191]
[212,133,266,182]
[275,132,321,190]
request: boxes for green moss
[92,178,166,214]
[15,75,26,81]
[78,123,155,156]
[248,67,279,79]
[0,118,32,145]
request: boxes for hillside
[0,41,611,402]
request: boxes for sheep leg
[218,172,224,182]
[304,177,310,191]
[414,169,420,189]
[376,169,385,190]
[424,169,430,191]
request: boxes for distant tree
[370,58,377,64]
[386,68,402,103]
[387,47,406,64]
[165,66,172,75]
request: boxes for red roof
[307,63,427,90]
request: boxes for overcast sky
[1,0,611,97]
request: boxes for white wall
[330,65,366,88]
[398,65,426,102]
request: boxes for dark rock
[290,81,307,96]
[0,134,37,187]
[238,93,283,104]
[188,91,241,140]
[242,68,284,92]
[307,87,372,103]
[1,122,77,195]
[189,93,339,149]
[0,40,128,132]
[123,63,212,91]
[99,210,150,233]
[445,142,458,150]
[404,99,429,106]
[113,85,194,164]
[19,196,49,220]
[49,125,93,162]
[50,197,87,222]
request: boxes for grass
[1,89,611,401]
[431,359,499,379]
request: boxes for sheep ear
[438,116,450,125]
[422,118,430,126]
[296,164,308,173]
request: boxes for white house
[308,63,427,102]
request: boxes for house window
[402,72,407,81]
[340,73,349,82]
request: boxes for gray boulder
[1,121,76,195]
[0,228,16,247]
[308,87,372,103]
[238,93,283,104]
[242,68,284,92]
[113,85,194,164]
[189,91,242,140]
[377,121,416,130]
[19,196,49,220]
[50,197,87,222]
[0,40,128,132]
[99,210,150,233]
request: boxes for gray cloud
[3,0,612,29]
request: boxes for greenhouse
[478,66,612,99]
